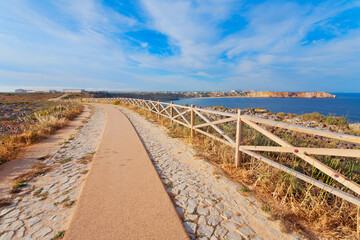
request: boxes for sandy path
[65,104,188,240]
[0,105,90,196]
[117,105,303,240]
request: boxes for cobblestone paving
[0,106,105,240]
[118,106,302,240]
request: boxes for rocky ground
[117,105,302,240]
[0,105,105,240]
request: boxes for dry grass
[0,93,63,103]
[0,101,83,164]
[120,103,359,240]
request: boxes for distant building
[15,89,27,93]
[63,89,85,93]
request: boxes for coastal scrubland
[0,94,83,164]
[117,102,359,240]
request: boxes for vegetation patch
[78,152,95,164]
[64,200,75,207]
[52,231,65,239]
[59,158,72,164]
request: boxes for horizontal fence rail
[83,97,360,207]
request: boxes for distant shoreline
[184,95,336,100]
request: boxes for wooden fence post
[191,104,195,139]
[157,100,160,120]
[170,101,174,125]
[235,109,243,168]
[357,206,359,240]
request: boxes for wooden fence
[83,97,360,207]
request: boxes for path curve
[65,104,189,240]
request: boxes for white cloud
[0,0,359,92]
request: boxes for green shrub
[300,112,325,123]
[325,116,348,127]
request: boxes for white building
[63,89,85,93]
[15,89,27,93]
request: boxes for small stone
[226,231,243,240]
[223,221,238,231]
[245,197,255,203]
[246,206,257,215]
[1,217,17,224]
[197,207,209,215]
[176,207,184,216]
[0,231,15,240]
[16,227,26,238]
[185,214,198,221]
[28,222,44,235]
[251,237,264,240]
[0,223,10,233]
[254,215,267,226]
[198,224,214,238]
[210,236,218,240]
[0,207,15,217]
[27,217,42,227]
[184,222,197,234]
[33,227,52,238]
[180,190,189,196]
[214,226,228,238]
[8,221,24,231]
[207,215,223,226]
[210,207,219,215]
[198,215,207,224]
[235,198,247,205]
[4,209,20,219]
[231,216,244,225]
[186,204,196,214]
[238,226,255,238]
[188,198,198,206]
[222,211,234,219]
[215,203,224,211]
[189,191,198,198]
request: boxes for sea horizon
[173,92,360,123]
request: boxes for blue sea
[173,93,360,123]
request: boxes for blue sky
[0,0,360,92]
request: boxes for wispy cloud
[0,0,359,92]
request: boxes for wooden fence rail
[83,97,360,207]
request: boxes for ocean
[172,93,360,123]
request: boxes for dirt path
[0,105,90,196]
[0,105,105,239]
[117,105,303,240]
[48,94,69,101]
[65,104,188,240]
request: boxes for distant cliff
[244,91,336,98]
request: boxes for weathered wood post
[357,206,359,240]
[235,109,243,168]
[190,104,195,139]
[157,100,160,120]
[170,101,174,125]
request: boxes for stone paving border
[117,105,303,240]
[0,105,105,240]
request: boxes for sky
[0,0,360,92]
